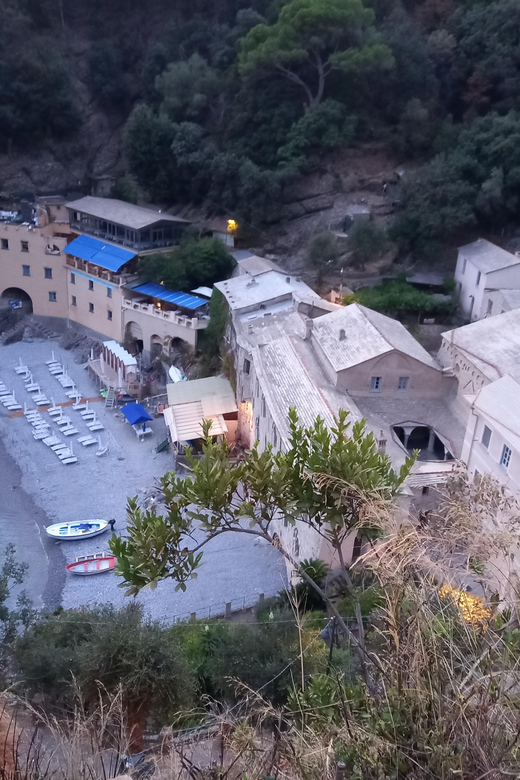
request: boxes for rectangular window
[370,376,381,392]
[22,265,30,276]
[397,376,409,391]
[49,292,57,302]
[476,271,481,286]
[501,444,512,469]
[89,302,94,313]
[107,287,112,298]
[88,279,94,291]
[44,267,52,279]
[462,258,467,274]
[71,295,77,306]
[21,240,29,252]
[107,309,112,321]
[243,358,251,374]
[1,239,8,250]
[70,272,75,284]
[486,299,493,316]
[261,395,266,417]
[481,425,492,449]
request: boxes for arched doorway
[150,334,163,358]
[168,337,185,361]
[124,321,143,354]
[1,287,33,316]
[394,423,452,461]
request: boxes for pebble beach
[0,339,286,622]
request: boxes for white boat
[45,520,110,540]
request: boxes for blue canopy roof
[133,282,207,310]
[121,403,153,426]
[65,235,136,272]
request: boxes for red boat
[65,553,116,576]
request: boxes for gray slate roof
[312,303,440,372]
[66,197,189,230]
[458,238,520,273]
[442,309,520,383]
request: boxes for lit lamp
[227,218,238,234]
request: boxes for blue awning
[132,282,207,310]
[121,403,153,426]
[65,235,136,272]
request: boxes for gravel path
[0,339,287,622]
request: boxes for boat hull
[66,556,116,576]
[45,520,109,540]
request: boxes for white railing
[122,299,209,330]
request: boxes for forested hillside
[2,0,520,257]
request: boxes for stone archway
[1,287,33,316]
[394,422,452,461]
[124,320,143,354]
[150,334,163,358]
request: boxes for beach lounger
[50,442,67,451]
[26,385,41,394]
[61,457,78,465]
[55,416,72,427]
[5,404,22,411]
[73,401,87,411]
[32,420,49,429]
[49,366,64,375]
[48,407,63,417]
[14,364,28,375]
[65,388,78,398]
[34,398,50,406]
[78,437,97,446]
[62,427,79,436]
[43,436,61,446]
[87,422,104,432]
[81,413,96,422]
[33,430,51,440]
[45,352,56,365]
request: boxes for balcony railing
[69,222,182,251]
[65,256,138,286]
[122,298,209,330]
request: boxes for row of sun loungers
[7,355,108,464]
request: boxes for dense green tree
[124,104,177,198]
[140,237,235,292]
[239,0,393,112]
[306,231,340,282]
[393,111,520,253]
[449,0,520,117]
[14,604,193,745]
[111,410,413,679]
[346,281,453,316]
[347,221,388,267]
[279,99,357,169]
[157,54,222,123]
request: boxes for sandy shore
[0,339,287,621]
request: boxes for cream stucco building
[0,197,210,363]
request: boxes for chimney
[339,328,346,341]
[286,276,291,284]
[304,317,313,340]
